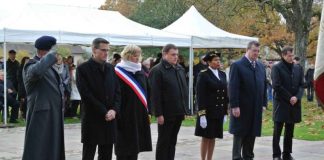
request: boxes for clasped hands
[105,109,116,121]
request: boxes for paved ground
[1,124,324,160]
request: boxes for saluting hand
[232,107,240,118]
[105,109,116,121]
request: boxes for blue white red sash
[115,66,148,112]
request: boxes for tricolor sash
[115,66,148,112]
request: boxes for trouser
[267,84,273,101]
[156,116,183,160]
[7,95,19,122]
[232,135,256,160]
[82,143,113,160]
[69,100,81,117]
[272,121,295,158]
[307,85,314,101]
[20,98,27,119]
[116,154,138,160]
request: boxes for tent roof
[163,6,258,48]
[0,3,190,47]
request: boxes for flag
[314,3,324,109]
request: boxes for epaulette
[200,69,207,72]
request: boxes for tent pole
[188,37,194,115]
[3,28,7,125]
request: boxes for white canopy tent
[163,6,259,113]
[0,3,190,46]
[0,3,191,125]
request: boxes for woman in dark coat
[17,56,29,119]
[195,51,228,160]
[114,44,152,160]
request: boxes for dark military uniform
[195,68,228,138]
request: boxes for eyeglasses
[97,48,109,52]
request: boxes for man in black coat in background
[76,38,121,160]
[271,47,304,160]
[7,50,20,91]
[149,44,189,160]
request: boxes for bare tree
[257,0,314,67]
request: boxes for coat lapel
[242,56,255,71]
[207,69,220,81]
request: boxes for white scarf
[53,63,64,74]
[116,60,142,74]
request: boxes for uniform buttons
[223,90,225,92]
[222,97,224,99]
[217,90,219,92]
[217,97,219,99]
[216,105,218,107]
[221,104,224,106]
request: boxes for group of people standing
[19,35,305,160]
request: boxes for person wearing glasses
[76,38,121,160]
[194,51,228,160]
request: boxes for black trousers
[7,94,19,122]
[82,143,113,160]
[232,135,256,160]
[116,154,138,160]
[272,122,295,158]
[69,100,81,117]
[156,116,183,160]
[307,84,314,101]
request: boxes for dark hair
[113,53,121,60]
[8,50,16,54]
[282,46,293,56]
[92,38,110,49]
[162,44,178,53]
[294,56,300,61]
[247,41,260,49]
[20,56,30,67]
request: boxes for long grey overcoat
[22,52,65,160]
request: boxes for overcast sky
[2,0,106,8]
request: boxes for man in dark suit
[76,38,121,160]
[149,44,189,160]
[229,41,267,160]
[22,36,65,160]
[271,47,304,160]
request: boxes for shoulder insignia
[200,69,207,72]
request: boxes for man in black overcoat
[76,38,121,160]
[271,47,304,160]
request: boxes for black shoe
[273,157,282,160]
[283,155,294,160]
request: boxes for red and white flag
[314,3,324,108]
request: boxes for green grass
[2,97,323,141]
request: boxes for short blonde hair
[120,44,142,61]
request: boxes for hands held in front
[200,115,207,128]
[232,107,240,118]
[157,115,164,125]
[105,109,116,121]
[290,96,298,106]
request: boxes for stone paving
[1,124,324,160]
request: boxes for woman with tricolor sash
[114,45,152,160]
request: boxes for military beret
[203,51,221,62]
[35,36,57,51]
